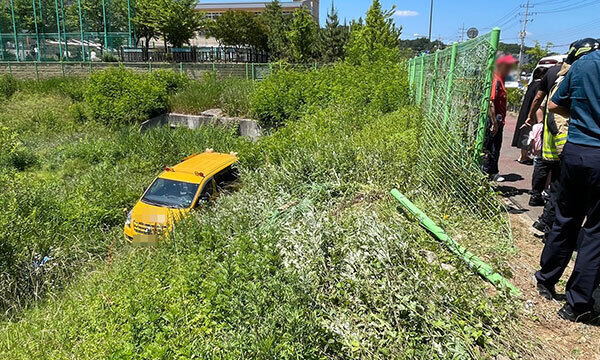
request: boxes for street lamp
[428,0,434,41]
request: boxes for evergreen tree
[287,8,318,63]
[261,0,290,60]
[318,1,349,63]
[345,0,402,64]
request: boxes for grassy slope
[0,65,526,359]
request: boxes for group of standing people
[485,39,600,322]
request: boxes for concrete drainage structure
[141,109,262,141]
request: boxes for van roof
[158,152,238,184]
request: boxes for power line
[518,0,533,77]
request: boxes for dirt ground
[507,211,600,359]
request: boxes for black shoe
[537,283,556,301]
[558,304,593,323]
[529,196,545,207]
[533,220,550,233]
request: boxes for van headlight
[125,210,133,227]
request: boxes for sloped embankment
[0,63,531,358]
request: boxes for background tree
[132,0,159,51]
[286,8,318,63]
[398,37,445,56]
[204,10,268,51]
[524,41,553,72]
[318,2,349,63]
[147,0,201,49]
[261,0,290,60]
[345,0,402,64]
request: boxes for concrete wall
[140,112,261,141]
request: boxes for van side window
[214,166,239,191]
[197,178,215,205]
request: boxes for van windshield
[142,178,199,209]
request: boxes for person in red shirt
[483,55,518,182]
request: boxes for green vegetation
[0,2,531,358]
[169,73,254,117]
[0,54,529,359]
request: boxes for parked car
[124,150,239,244]
[504,73,523,89]
[528,54,568,85]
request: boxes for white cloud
[394,10,419,17]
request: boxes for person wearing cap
[535,38,600,323]
[483,54,518,182]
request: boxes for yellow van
[124,150,238,244]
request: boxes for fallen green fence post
[390,189,521,297]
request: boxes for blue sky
[327,0,600,53]
[202,0,600,53]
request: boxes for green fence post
[35,62,39,81]
[443,43,459,125]
[0,33,4,61]
[77,0,86,61]
[102,0,109,52]
[32,0,41,61]
[245,62,249,80]
[60,0,68,60]
[61,61,65,77]
[9,0,19,61]
[148,62,152,72]
[212,62,216,72]
[54,0,63,61]
[428,51,439,115]
[474,28,501,164]
[8,61,12,74]
[418,55,425,105]
[179,62,183,74]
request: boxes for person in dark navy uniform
[535,38,600,323]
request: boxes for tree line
[1,0,478,63]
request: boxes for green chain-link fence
[1,0,134,62]
[407,28,513,260]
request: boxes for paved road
[498,113,543,223]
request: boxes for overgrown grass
[0,63,526,358]
[168,72,254,117]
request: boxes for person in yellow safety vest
[542,64,571,161]
[532,64,572,237]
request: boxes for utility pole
[428,0,434,41]
[459,23,466,42]
[518,0,533,77]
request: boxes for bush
[101,52,119,62]
[85,67,170,126]
[507,87,525,112]
[0,74,18,99]
[149,69,189,95]
[250,61,410,128]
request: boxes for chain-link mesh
[408,29,513,260]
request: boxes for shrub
[507,87,525,112]
[85,67,169,126]
[101,52,119,62]
[149,69,189,95]
[250,61,410,128]
[0,74,18,99]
